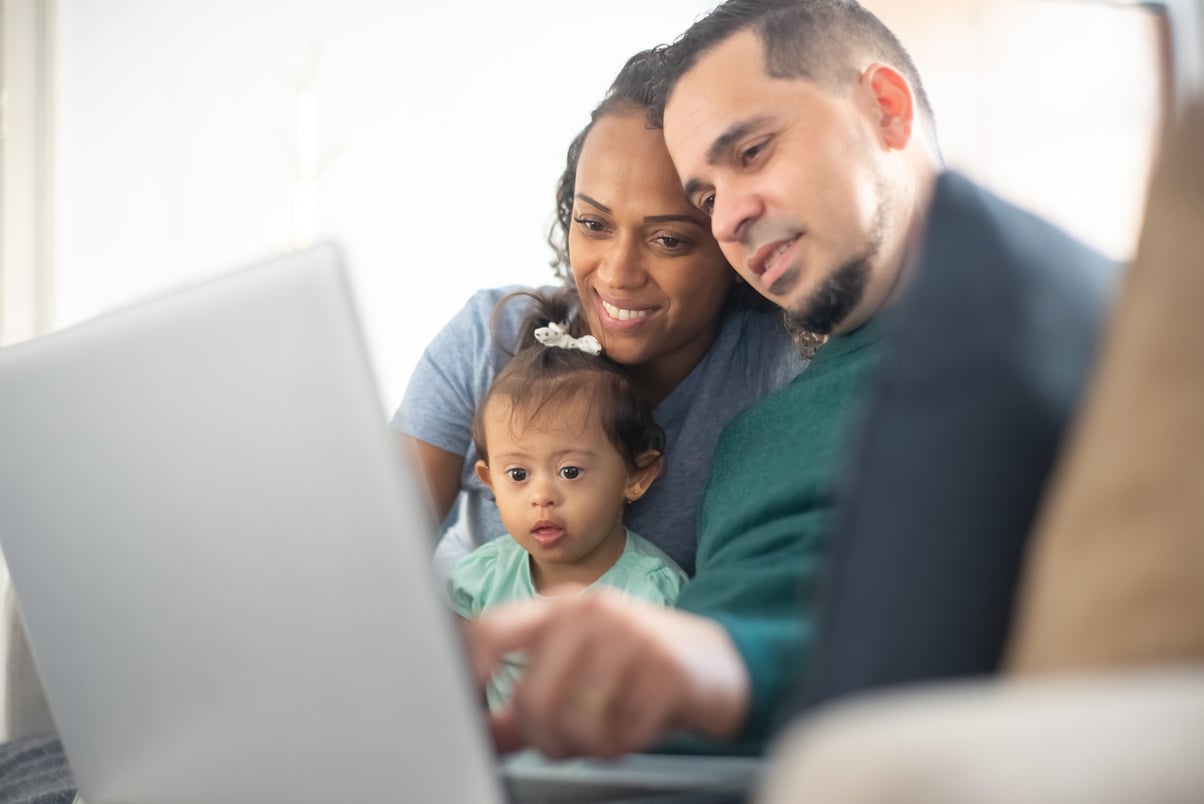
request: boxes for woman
[393,51,807,577]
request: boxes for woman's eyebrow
[575,193,611,213]
[644,213,706,226]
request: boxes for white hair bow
[533,321,603,356]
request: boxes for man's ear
[861,63,915,150]
[474,459,493,491]
[625,451,663,503]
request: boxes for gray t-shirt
[392,285,806,576]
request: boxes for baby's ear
[474,459,493,490]
[625,451,662,502]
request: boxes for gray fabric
[797,171,1118,713]
[0,735,73,804]
[394,285,806,577]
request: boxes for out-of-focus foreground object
[758,1,1204,800]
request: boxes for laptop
[0,245,760,803]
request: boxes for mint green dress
[448,529,688,709]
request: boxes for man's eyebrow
[682,115,774,199]
[575,193,611,214]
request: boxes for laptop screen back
[0,245,505,804]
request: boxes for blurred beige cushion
[1006,101,1204,673]
[757,668,1204,804]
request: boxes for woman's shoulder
[718,299,809,385]
[458,283,552,322]
[457,284,571,340]
[420,283,567,363]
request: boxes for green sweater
[675,321,883,751]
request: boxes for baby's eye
[506,468,528,482]
[559,466,581,480]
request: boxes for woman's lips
[596,296,656,331]
[601,298,652,322]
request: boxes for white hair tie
[533,321,603,356]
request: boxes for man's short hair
[651,0,937,145]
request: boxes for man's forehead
[665,33,764,131]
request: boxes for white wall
[54,0,716,415]
[53,1,1164,419]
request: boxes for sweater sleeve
[676,488,830,747]
[674,371,847,749]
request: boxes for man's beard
[784,256,870,336]
[782,197,886,337]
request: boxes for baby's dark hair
[473,288,665,471]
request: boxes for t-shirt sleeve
[447,546,493,619]
[624,561,689,607]
[391,287,523,457]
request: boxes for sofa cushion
[1007,102,1204,672]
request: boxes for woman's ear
[625,451,663,502]
[474,459,493,490]
[860,63,915,150]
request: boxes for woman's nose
[593,233,645,289]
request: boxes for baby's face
[475,395,637,587]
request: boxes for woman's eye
[559,466,581,480]
[574,216,606,233]
[655,235,688,251]
[505,468,528,482]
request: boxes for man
[470,0,944,760]
[474,0,1115,760]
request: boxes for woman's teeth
[602,301,650,321]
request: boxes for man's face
[664,30,897,336]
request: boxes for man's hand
[467,589,750,759]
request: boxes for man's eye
[506,468,528,482]
[699,193,715,216]
[559,466,581,480]
[740,142,765,166]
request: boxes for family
[396,0,1105,761]
[1,0,1116,797]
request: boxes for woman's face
[570,109,734,400]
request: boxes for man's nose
[710,183,761,245]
